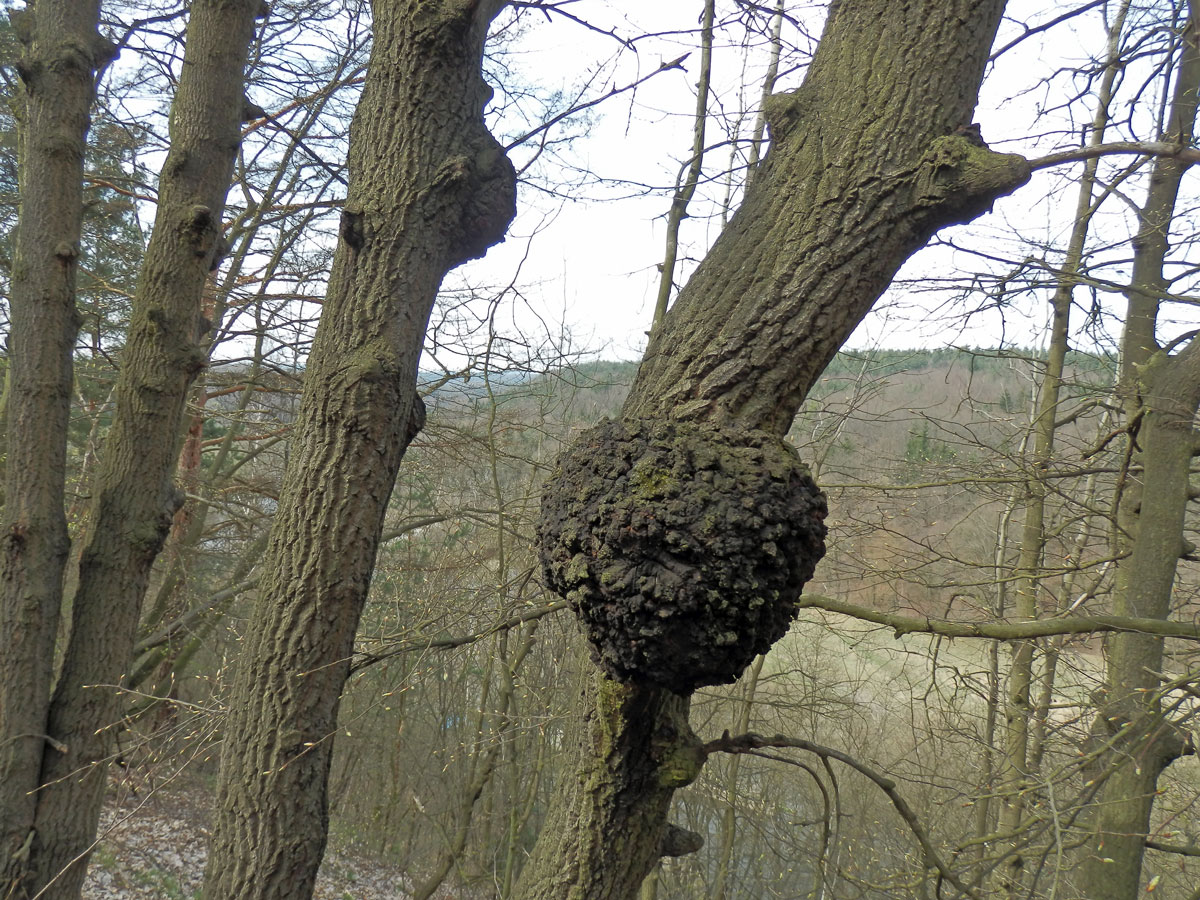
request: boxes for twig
[506,55,689,151]
[350,600,570,672]
[702,732,980,899]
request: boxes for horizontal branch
[1028,141,1200,173]
[1146,839,1200,858]
[823,464,1143,492]
[798,594,1200,641]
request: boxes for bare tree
[0,2,263,898]
[522,2,1030,897]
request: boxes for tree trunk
[1078,346,1200,900]
[651,0,715,330]
[524,3,1028,898]
[0,3,106,895]
[994,7,1129,890]
[512,680,701,900]
[1076,6,1200,897]
[0,3,262,898]
[201,3,516,898]
[623,0,1027,433]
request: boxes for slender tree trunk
[994,7,1129,891]
[1078,345,1200,899]
[412,626,536,900]
[1077,7,1200,895]
[4,4,264,898]
[745,0,784,184]
[651,0,715,331]
[0,3,107,895]
[523,3,1028,899]
[202,3,516,897]
[709,655,764,900]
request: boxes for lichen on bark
[538,418,826,694]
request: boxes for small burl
[538,419,827,694]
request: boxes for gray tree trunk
[520,2,1028,898]
[201,2,516,898]
[0,3,262,897]
[1077,4,1200,894]
[0,3,106,894]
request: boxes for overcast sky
[436,0,1192,370]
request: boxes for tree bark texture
[1078,346,1200,900]
[524,2,1027,899]
[202,3,516,898]
[625,0,1028,434]
[0,3,106,895]
[0,3,262,898]
[511,680,702,900]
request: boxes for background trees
[5,2,1200,900]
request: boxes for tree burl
[538,419,826,694]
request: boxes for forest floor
[82,777,415,900]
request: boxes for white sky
[443,0,1198,368]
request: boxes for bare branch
[702,732,979,900]
[1027,141,1200,173]
[505,54,689,151]
[797,594,1200,641]
[350,600,570,672]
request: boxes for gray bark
[0,3,262,897]
[201,2,516,898]
[521,2,1028,899]
[0,3,107,895]
[1076,5,1200,896]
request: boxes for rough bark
[624,0,1028,434]
[0,3,106,895]
[539,420,826,693]
[522,2,1027,898]
[0,3,263,898]
[201,3,516,898]
[511,680,702,900]
[1077,346,1200,900]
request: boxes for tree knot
[915,135,1031,225]
[538,418,826,693]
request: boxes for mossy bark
[201,3,516,899]
[512,681,702,900]
[522,2,1027,898]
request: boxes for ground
[83,777,419,900]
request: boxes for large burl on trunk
[516,2,1030,899]
[539,419,826,694]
